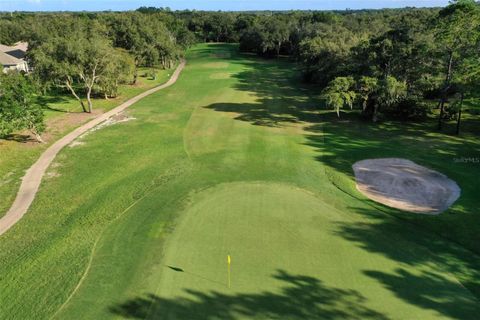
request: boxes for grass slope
[0,44,479,320]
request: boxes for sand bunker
[352,158,460,214]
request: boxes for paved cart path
[0,60,186,237]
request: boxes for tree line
[178,2,479,131]
[1,1,479,142]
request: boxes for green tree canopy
[0,72,45,143]
[31,22,129,113]
[322,77,357,117]
[435,0,480,129]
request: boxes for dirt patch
[68,141,85,148]
[45,171,61,179]
[69,112,136,147]
[88,112,136,132]
[352,158,460,214]
[47,110,102,137]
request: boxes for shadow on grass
[110,270,389,320]
[364,268,479,320]
[203,49,320,128]
[333,206,480,308]
[167,266,184,272]
[36,92,83,114]
[304,111,480,179]
[1,133,37,143]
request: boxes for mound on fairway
[352,158,460,214]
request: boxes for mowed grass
[0,67,173,217]
[0,44,479,320]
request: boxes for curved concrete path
[0,60,186,237]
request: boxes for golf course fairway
[1,43,479,320]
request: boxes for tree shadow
[1,133,37,143]
[36,93,82,114]
[110,269,389,320]
[167,266,184,272]
[205,102,303,127]
[203,55,321,128]
[304,111,480,180]
[333,206,480,307]
[364,268,480,320]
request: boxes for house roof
[0,41,28,52]
[0,50,24,66]
[0,42,28,59]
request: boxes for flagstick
[228,264,231,288]
[227,255,231,289]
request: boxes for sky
[0,0,450,12]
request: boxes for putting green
[159,182,341,294]
[145,182,478,319]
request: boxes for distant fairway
[1,44,479,320]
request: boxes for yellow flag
[227,255,232,288]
